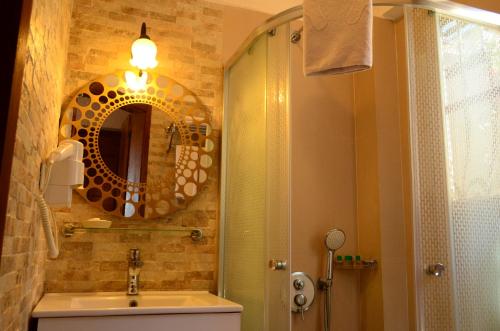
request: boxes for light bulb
[125,71,148,91]
[130,38,158,70]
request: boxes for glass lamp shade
[130,38,158,70]
[125,70,148,91]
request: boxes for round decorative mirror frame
[59,71,214,219]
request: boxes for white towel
[303,0,373,75]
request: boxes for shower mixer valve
[291,272,315,321]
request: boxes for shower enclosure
[220,20,292,331]
[220,2,500,331]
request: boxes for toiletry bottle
[336,255,343,266]
[344,255,353,266]
[355,255,362,266]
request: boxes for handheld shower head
[325,229,345,252]
[324,229,345,281]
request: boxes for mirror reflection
[98,104,178,184]
[94,103,212,217]
[97,105,183,217]
[100,104,152,182]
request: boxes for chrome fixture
[269,259,287,271]
[291,272,315,320]
[128,248,143,295]
[290,27,303,44]
[318,229,345,331]
[165,123,178,155]
[62,223,203,242]
[426,263,445,277]
[293,278,305,290]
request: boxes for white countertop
[32,291,243,318]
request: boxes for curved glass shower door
[220,24,291,331]
[407,7,500,330]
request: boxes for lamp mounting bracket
[140,22,150,39]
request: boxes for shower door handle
[269,259,287,270]
[426,263,445,277]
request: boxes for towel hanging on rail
[303,0,373,75]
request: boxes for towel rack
[62,223,204,241]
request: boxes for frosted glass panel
[222,24,291,331]
[223,34,267,331]
[407,7,500,330]
[437,15,500,330]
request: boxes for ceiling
[206,0,301,14]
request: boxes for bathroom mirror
[59,71,214,219]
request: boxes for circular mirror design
[60,71,214,219]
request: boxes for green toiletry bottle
[336,255,343,266]
[345,255,353,266]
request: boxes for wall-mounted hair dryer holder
[42,139,84,208]
[37,139,84,259]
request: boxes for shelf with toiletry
[62,222,203,241]
[334,255,377,270]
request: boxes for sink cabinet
[37,312,241,331]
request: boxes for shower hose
[324,283,331,331]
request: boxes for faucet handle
[129,248,140,260]
[129,249,143,267]
[131,260,144,268]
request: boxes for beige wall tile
[0,0,74,330]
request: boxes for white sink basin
[32,291,242,318]
[70,294,194,309]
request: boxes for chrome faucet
[127,248,143,295]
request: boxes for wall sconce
[126,22,158,90]
[130,22,158,70]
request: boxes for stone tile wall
[0,0,74,330]
[46,0,223,294]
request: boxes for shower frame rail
[224,0,500,69]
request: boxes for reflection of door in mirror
[122,104,151,183]
[99,104,152,214]
[100,104,151,182]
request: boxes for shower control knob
[294,294,307,307]
[293,279,305,290]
